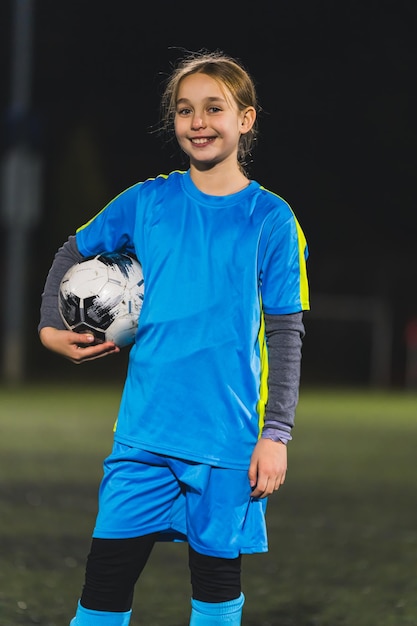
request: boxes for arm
[39,236,120,363]
[248,312,305,498]
[39,236,84,332]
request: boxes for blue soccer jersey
[76,170,309,469]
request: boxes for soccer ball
[59,253,144,348]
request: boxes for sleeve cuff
[261,427,292,445]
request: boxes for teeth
[192,138,210,144]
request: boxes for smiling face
[174,72,255,172]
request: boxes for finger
[251,477,271,499]
[274,472,287,491]
[71,333,97,347]
[69,342,120,363]
[248,466,258,489]
[251,486,272,499]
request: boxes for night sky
[1,1,416,384]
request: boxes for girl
[39,49,309,626]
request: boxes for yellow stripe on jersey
[295,217,310,311]
[256,304,269,438]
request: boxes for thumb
[75,332,96,345]
[248,462,258,488]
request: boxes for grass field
[1,384,417,626]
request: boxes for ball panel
[59,292,82,328]
[63,263,111,299]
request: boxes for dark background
[1,0,416,386]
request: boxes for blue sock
[190,593,245,625]
[70,601,132,626]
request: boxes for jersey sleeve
[75,183,141,258]
[260,212,310,315]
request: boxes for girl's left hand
[248,438,287,498]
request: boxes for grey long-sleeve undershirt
[39,236,305,443]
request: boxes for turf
[0,385,416,626]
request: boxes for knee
[81,535,156,611]
[188,547,241,603]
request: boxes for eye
[208,106,222,113]
[176,106,192,116]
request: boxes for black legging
[80,536,242,612]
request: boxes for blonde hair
[160,49,260,173]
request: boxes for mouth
[190,137,215,146]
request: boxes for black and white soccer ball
[59,253,144,348]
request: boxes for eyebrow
[176,96,227,105]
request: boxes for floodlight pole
[1,0,42,384]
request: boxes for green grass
[1,385,417,625]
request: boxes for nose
[191,113,206,130]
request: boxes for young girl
[39,49,309,626]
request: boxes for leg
[70,534,156,625]
[188,546,244,625]
[181,462,268,625]
[71,445,182,624]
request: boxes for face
[174,72,255,170]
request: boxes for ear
[240,107,256,134]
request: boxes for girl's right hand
[39,327,120,364]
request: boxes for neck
[189,163,249,196]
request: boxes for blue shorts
[93,442,268,558]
